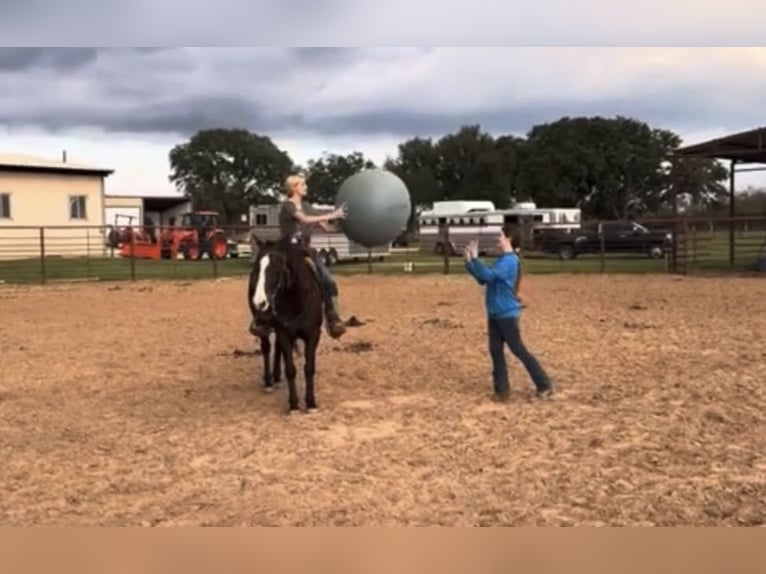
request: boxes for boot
[325,296,346,339]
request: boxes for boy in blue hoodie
[464,227,553,402]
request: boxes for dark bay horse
[249,237,324,413]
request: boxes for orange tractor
[113,210,230,260]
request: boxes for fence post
[681,218,689,275]
[442,223,450,275]
[39,227,46,284]
[598,221,606,273]
[85,227,92,279]
[130,231,136,281]
[690,223,697,272]
[367,249,373,274]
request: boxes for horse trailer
[417,201,582,256]
[248,203,392,266]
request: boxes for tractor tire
[209,235,229,260]
[182,242,201,261]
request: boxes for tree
[386,126,522,213]
[735,187,766,215]
[495,134,525,204]
[669,156,729,213]
[304,151,376,205]
[168,128,295,224]
[515,116,729,219]
[384,137,441,232]
[384,136,441,208]
[433,125,516,209]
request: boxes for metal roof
[0,153,114,176]
[675,126,766,164]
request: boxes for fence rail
[0,217,764,285]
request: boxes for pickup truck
[535,221,673,260]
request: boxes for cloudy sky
[2,47,766,196]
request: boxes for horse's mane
[252,237,321,301]
[283,246,321,298]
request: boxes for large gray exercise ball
[335,168,412,248]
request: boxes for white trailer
[418,201,582,255]
[248,203,392,266]
[419,200,496,218]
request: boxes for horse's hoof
[304,406,319,414]
[262,386,275,394]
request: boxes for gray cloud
[304,92,722,139]
[0,48,99,71]
[1,47,766,145]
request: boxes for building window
[255,213,267,225]
[70,195,87,220]
[0,193,10,219]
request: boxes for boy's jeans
[488,316,551,396]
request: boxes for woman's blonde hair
[284,174,305,197]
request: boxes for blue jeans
[313,253,338,300]
[488,316,551,395]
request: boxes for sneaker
[535,385,554,399]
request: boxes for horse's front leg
[259,334,275,392]
[278,332,300,413]
[303,333,320,412]
[273,334,283,386]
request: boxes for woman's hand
[331,204,348,220]
[467,240,479,260]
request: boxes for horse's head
[251,239,293,314]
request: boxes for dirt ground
[1,272,765,526]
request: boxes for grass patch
[1,242,762,286]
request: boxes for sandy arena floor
[1,272,765,526]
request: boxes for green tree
[304,151,376,205]
[434,125,515,208]
[515,116,729,219]
[669,156,729,213]
[736,187,766,214]
[384,136,441,208]
[168,128,295,224]
[494,134,525,205]
[386,126,522,213]
[384,137,441,232]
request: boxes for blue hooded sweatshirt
[464,252,522,319]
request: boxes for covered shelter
[674,125,766,267]
[104,194,192,229]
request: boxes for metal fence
[0,217,764,285]
[421,215,766,275]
